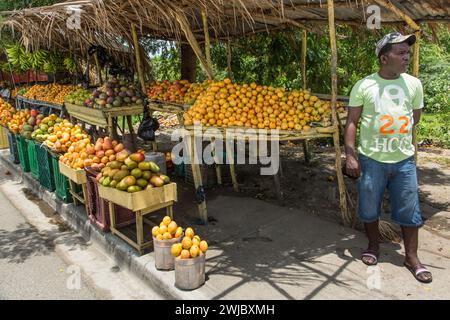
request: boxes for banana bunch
[30,50,50,71]
[5,44,28,71]
[63,57,77,73]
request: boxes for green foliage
[417,113,450,148]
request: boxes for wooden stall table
[64,103,143,143]
[58,161,89,214]
[183,125,336,224]
[97,183,177,255]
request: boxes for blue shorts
[358,154,423,227]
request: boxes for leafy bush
[417,113,450,148]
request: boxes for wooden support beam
[374,0,420,31]
[226,39,233,80]
[301,29,307,89]
[93,52,102,85]
[176,12,214,80]
[202,10,213,76]
[327,0,351,227]
[131,24,147,94]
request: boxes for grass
[417,113,450,148]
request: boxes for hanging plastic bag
[138,103,159,141]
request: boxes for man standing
[345,32,432,283]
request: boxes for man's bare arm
[344,107,362,178]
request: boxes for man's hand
[344,106,362,179]
[345,154,360,178]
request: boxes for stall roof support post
[131,24,147,94]
[327,0,351,227]
[301,29,307,89]
[176,12,214,80]
[202,10,214,76]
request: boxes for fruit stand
[98,182,177,255]
[15,95,65,117]
[64,103,142,141]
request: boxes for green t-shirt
[348,72,424,163]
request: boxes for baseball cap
[375,32,416,57]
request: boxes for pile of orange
[23,84,78,105]
[43,120,89,153]
[183,79,328,131]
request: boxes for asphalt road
[0,188,99,300]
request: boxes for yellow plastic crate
[0,127,9,150]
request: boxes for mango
[138,161,151,171]
[142,171,153,180]
[149,162,160,173]
[129,152,145,163]
[116,180,127,191]
[113,169,129,182]
[160,175,170,184]
[102,177,111,187]
[122,176,136,187]
[125,158,138,170]
[136,179,148,188]
[127,185,142,193]
[107,160,122,170]
[150,176,164,187]
[131,168,143,179]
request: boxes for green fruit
[160,175,170,184]
[131,168,143,179]
[108,169,119,178]
[121,165,128,170]
[116,181,127,191]
[149,162,160,173]
[99,176,105,184]
[102,177,112,187]
[138,161,151,171]
[47,120,55,127]
[125,159,138,170]
[142,171,153,180]
[113,169,129,182]
[39,124,48,131]
[109,180,118,188]
[127,185,142,193]
[108,161,122,170]
[122,176,136,187]
[136,179,148,188]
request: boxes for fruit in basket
[147,80,192,104]
[91,78,144,109]
[171,243,183,257]
[185,227,195,239]
[171,228,208,259]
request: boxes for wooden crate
[58,161,87,184]
[0,127,9,150]
[97,183,177,212]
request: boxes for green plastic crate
[35,143,55,191]
[7,131,20,164]
[27,139,39,180]
[50,153,74,203]
[16,135,30,172]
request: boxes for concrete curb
[0,151,208,300]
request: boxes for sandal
[361,249,379,266]
[404,262,433,283]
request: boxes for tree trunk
[180,43,197,82]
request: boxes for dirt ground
[152,131,450,242]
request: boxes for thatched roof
[1,0,449,55]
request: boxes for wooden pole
[175,12,214,79]
[301,29,307,89]
[202,10,213,75]
[94,53,103,85]
[131,24,147,94]
[374,0,420,31]
[327,0,351,227]
[226,39,233,80]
